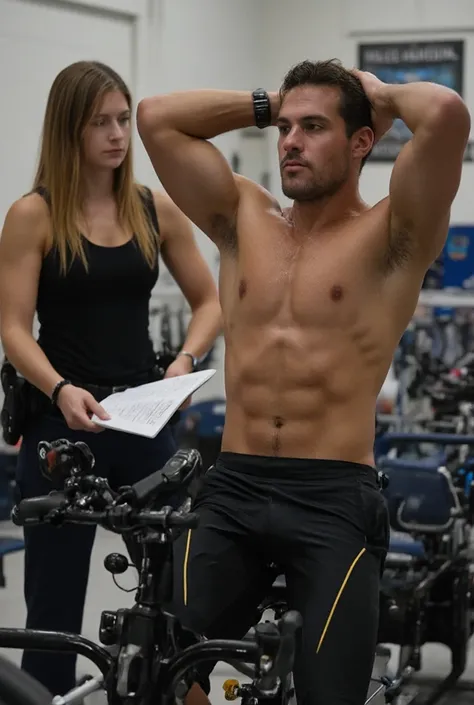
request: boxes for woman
[0,60,221,697]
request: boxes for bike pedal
[223,678,240,701]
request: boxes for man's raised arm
[136,89,280,243]
[357,72,471,267]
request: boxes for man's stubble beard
[281,162,350,202]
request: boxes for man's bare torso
[218,182,425,466]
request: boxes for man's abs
[221,323,389,466]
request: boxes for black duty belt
[29,365,164,412]
[68,366,164,402]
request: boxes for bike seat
[387,532,426,559]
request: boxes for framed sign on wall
[358,40,467,162]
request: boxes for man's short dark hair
[280,59,374,166]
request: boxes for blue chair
[180,398,226,438]
[380,455,462,536]
[178,398,226,470]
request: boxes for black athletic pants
[173,452,390,705]
[15,410,177,696]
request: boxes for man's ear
[352,126,375,161]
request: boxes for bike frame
[0,626,265,704]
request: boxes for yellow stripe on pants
[316,547,366,653]
[182,529,193,606]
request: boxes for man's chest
[221,234,380,329]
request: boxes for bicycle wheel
[0,653,53,705]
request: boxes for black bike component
[99,611,123,648]
[251,611,302,697]
[271,611,302,683]
[164,639,260,698]
[38,438,94,484]
[104,553,129,575]
[0,629,113,678]
[12,440,202,534]
[11,491,66,524]
[124,447,202,508]
[12,499,200,533]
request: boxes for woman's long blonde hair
[33,60,157,274]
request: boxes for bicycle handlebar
[11,441,204,534]
[12,496,200,531]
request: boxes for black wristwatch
[252,89,272,129]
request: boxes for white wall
[261,0,474,223]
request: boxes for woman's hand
[164,354,194,410]
[56,384,111,432]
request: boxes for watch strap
[252,89,272,129]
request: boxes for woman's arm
[0,194,109,430]
[153,192,222,373]
[0,194,62,396]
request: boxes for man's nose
[282,126,303,153]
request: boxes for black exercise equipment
[0,440,301,705]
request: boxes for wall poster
[357,41,469,162]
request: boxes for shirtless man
[137,60,470,704]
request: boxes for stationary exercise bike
[0,440,302,705]
[374,367,474,705]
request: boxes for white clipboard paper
[91,369,216,438]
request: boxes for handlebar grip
[12,492,66,525]
[135,509,200,530]
[171,511,200,529]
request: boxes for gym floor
[0,520,473,704]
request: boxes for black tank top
[35,187,160,386]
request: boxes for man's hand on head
[351,68,395,144]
